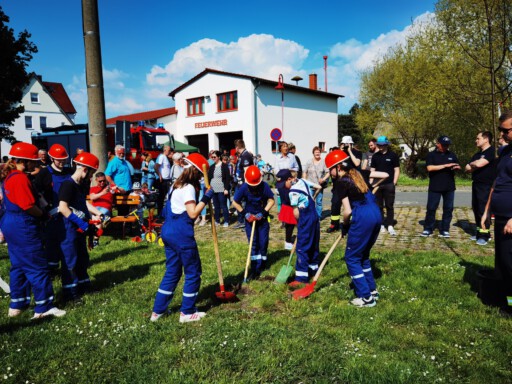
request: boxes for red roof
[106,107,177,125]
[42,81,77,114]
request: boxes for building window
[187,97,205,116]
[40,116,47,129]
[25,116,33,129]
[217,91,238,112]
[30,93,39,103]
[318,141,326,152]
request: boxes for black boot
[326,221,339,233]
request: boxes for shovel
[274,239,297,284]
[243,220,257,283]
[202,164,238,302]
[292,234,343,300]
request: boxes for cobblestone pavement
[194,205,495,258]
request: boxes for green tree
[338,104,363,147]
[436,0,512,147]
[0,5,38,142]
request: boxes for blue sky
[3,0,435,123]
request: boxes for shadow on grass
[454,219,475,236]
[92,261,161,293]
[0,315,55,334]
[89,243,152,266]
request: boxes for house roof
[106,107,177,125]
[168,68,344,99]
[42,81,77,114]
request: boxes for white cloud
[146,34,309,89]
[69,14,435,122]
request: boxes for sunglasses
[211,156,217,159]
[97,179,107,183]
[498,126,512,134]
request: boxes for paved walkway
[195,206,495,259]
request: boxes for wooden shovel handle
[244,220,257,281]
[312,234,342,283]
[202,164,224,289]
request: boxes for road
[321,189,472,208]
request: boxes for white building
[1,74,76,157]
[168,68,342,163]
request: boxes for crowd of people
[3,110,512,321]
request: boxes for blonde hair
[344,168,369,194]
[0,160,19,181]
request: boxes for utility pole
[82,0,107,171]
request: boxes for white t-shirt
[156,154,172,180]
[170,184,196,214]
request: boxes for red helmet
[184,153,209,174]
[324,150,349,169]
[74,152,99,170]
[48,144,69,160]
[245,165,262,186]
[9,142,38,160]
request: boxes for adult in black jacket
[207,151,231,226]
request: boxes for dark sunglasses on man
[498,126,512,134]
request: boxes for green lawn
[0,224,510,383]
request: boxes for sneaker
[371,290,380,301]
[92,239,99,248]
[439,231,450,238]
[199,220,207,227]
[284,242,293,250]
[215,222,220,227]
[476,238,488,246]
[179,311,206,323]
[420,230,432,237]
[350,296,376,308]
[8,308,24,317]
[380,225,386,234]
[150,311,167,322]
[222,222,229,228]
[234,222,245,229]
[194,216,201,225]
[470,235,477,241]
[32,307,66,319]
[326,224,339,233]
[387,226,397,236]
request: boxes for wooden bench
[109,195,141,238]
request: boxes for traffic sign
[270,128,282,141]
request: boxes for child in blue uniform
[326,150,382,307]
[1,142,66,319]
[277,170,322,286]
[151,153,214,323]
[232,166,275,278]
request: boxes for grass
[0,219,511,383]
[398,173,472,188]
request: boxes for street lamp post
[275,74,285,152]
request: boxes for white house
[168,68,342,163]
[1,74,76,157]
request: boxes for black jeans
[157,179,172,216]
[375,183,396,227]
[424,190,454,232]
[472,182,492,239]
[494,216,512,296]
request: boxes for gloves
[254,213,263,221]
[200,188,215,204]
[69,212,89,233]
[245,213,256,223]
[341,222,350,238]
[261,210,269,219]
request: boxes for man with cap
[465,131,496,245]
[370,136,400,236]
[420,136,461,238]
[326,136,362,233]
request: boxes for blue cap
[275,169,293,189]
[376,136,390,145]
[437,136,452,146]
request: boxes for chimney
[309,74,317,90]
